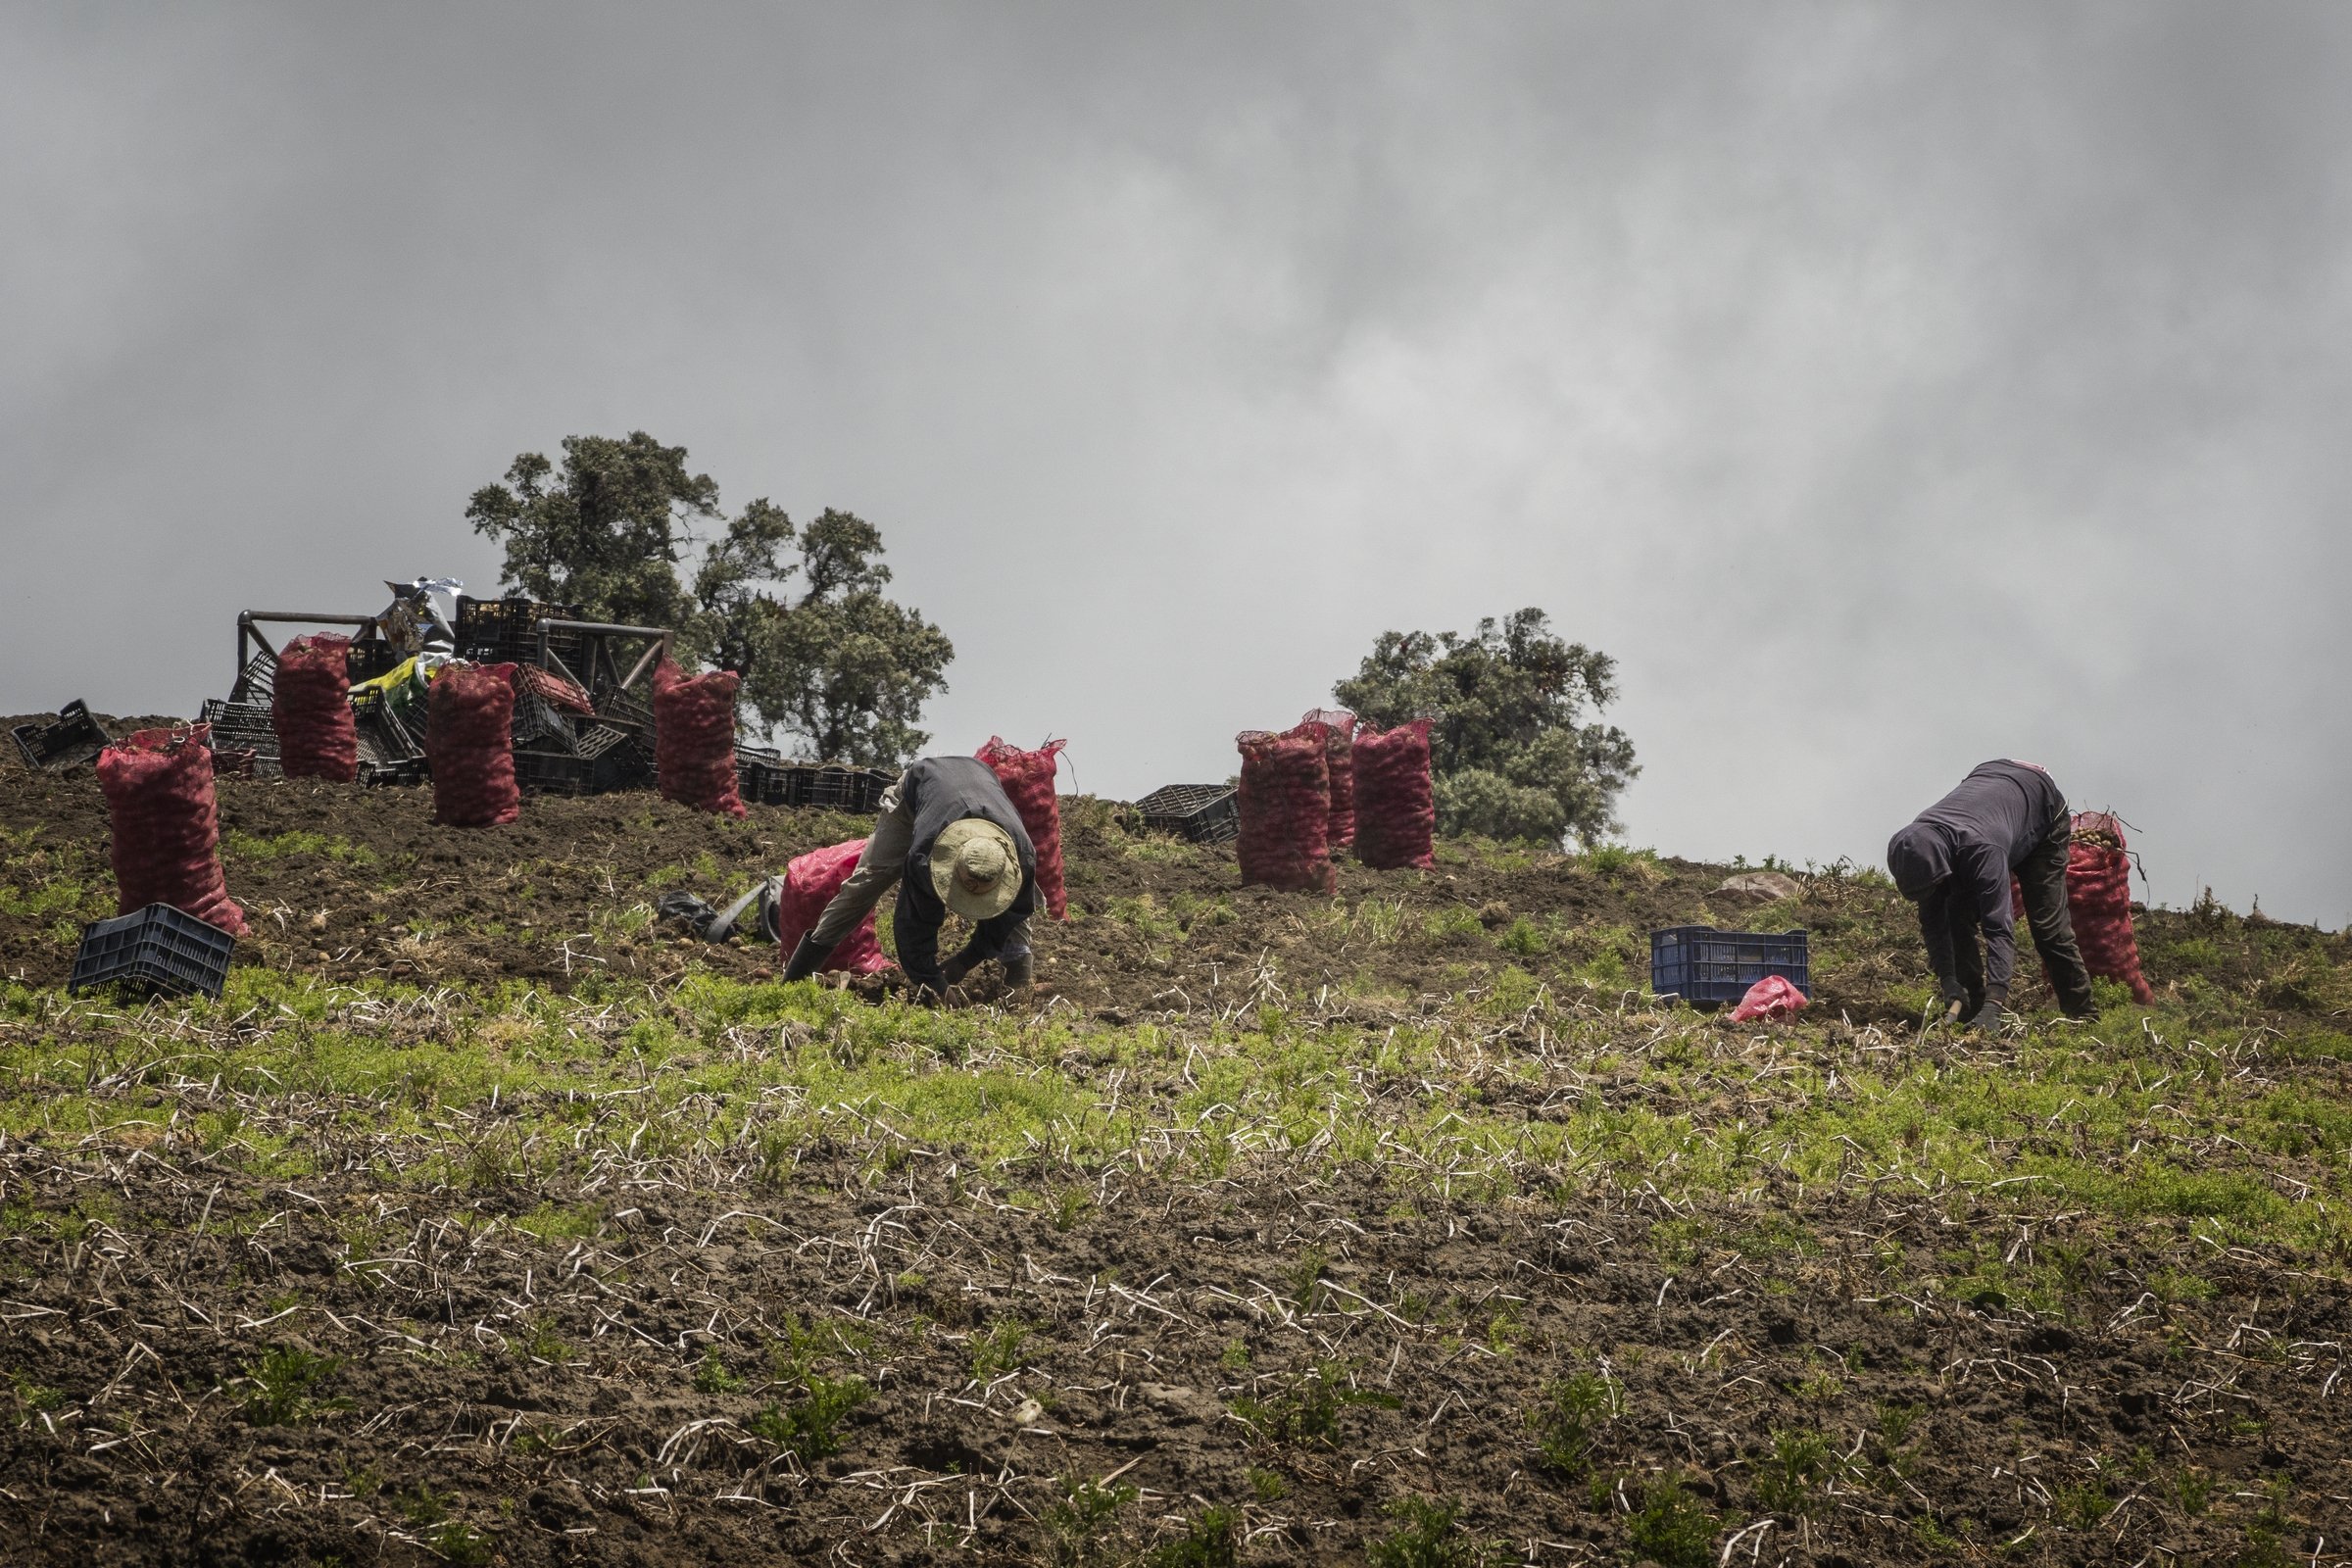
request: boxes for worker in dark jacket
[783,756,1037,995]
[1886,760,2095,1027]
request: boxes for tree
[737,511,956,766]
[468,433,953,766]
[1334,609,1638,847]
[466,432,715,633]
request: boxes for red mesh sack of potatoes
[1294,709,1357,850]
[1236,728,1334,893]
[2004,814,2153,1004]
[775,838,891,975]
[653,660,747,818]
[976,736,1068,920]
[1351,719,1436,870]
[96,726,246,935]
[2067,812,2154,1003]
[427,663,521,827]
[270,633,358,782]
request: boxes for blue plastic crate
[1648,926,1809,1007]
[69,905,236,1001]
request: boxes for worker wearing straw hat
[784,755,1038,996]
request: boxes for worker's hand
[940,954,974,987]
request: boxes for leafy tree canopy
[1333,608,1638,847]
[467,432,952,766]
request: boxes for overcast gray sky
[6,4,2346,924]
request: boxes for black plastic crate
[511,692,581,755]
[803,765,893,814]
[69,904,236,1001]
[1138,784,1240,846]
[581,725,653,793]
[454,595,585,667]
[196,699,282,778]
[736,754,793,807]
[350,690,423,772]
[227,652,276,705]
[1648,926,1810,1007]
[361,757,428,787]
[515,725,651,796]
[594,685,655,736]
[345,637,404,683]
[12,701,113,772]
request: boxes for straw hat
[930,818,1024,920]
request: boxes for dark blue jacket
[1886,760,2065,997]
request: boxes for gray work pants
[806,775,1032,961]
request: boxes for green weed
[749,1374,871,1461]
[1366,1496,1494,1568]
[1528,1371,1618,1478]
[1625,1474,1718,1568]
[1751,1428,1838,1516]
[1042,1471,1138,1566]
[969,1316,1031,1383]
[1147,1503,1239,1568]
[237,1346,344,1426]
[1229,1359,1399,1448]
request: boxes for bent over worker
[1886,760,2095,1028]
[782,756,1037,994]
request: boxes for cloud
[4,3,2345,922]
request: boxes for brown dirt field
[6,724,2351,1566]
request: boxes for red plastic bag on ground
[774,838,891,975]
[96,726,246,935]
[428,663,521,827]
[976,736,1068,920]
[1236,728,1334,893]
[1295,709,1357,851]
[271,633,357,782]
[2067,812,2153,1004]
[653,661,748,818]
[1351,719,1436,870]
[1729,975,1808,1022]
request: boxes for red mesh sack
[428,663,521,827]
[1294,709,1357,850]
[2005,813,2153,1004]
[1236,728,1334,893]
[976,736,1068,920]
[1351,719,1436,870]
[270,633,357,782]
[2066,812,2153,1004]
[653,660,747,818]
[774,838,891,975]
[96,726,246,935]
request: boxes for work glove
[781,934,838,983]
[940,953,974,987]
[1963,998,2010,1031]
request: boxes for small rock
[1716,871,1801,904]
[1134,1383,1217,1424]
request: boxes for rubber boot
[1003,952,1034,989]
[781,934,837,983]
